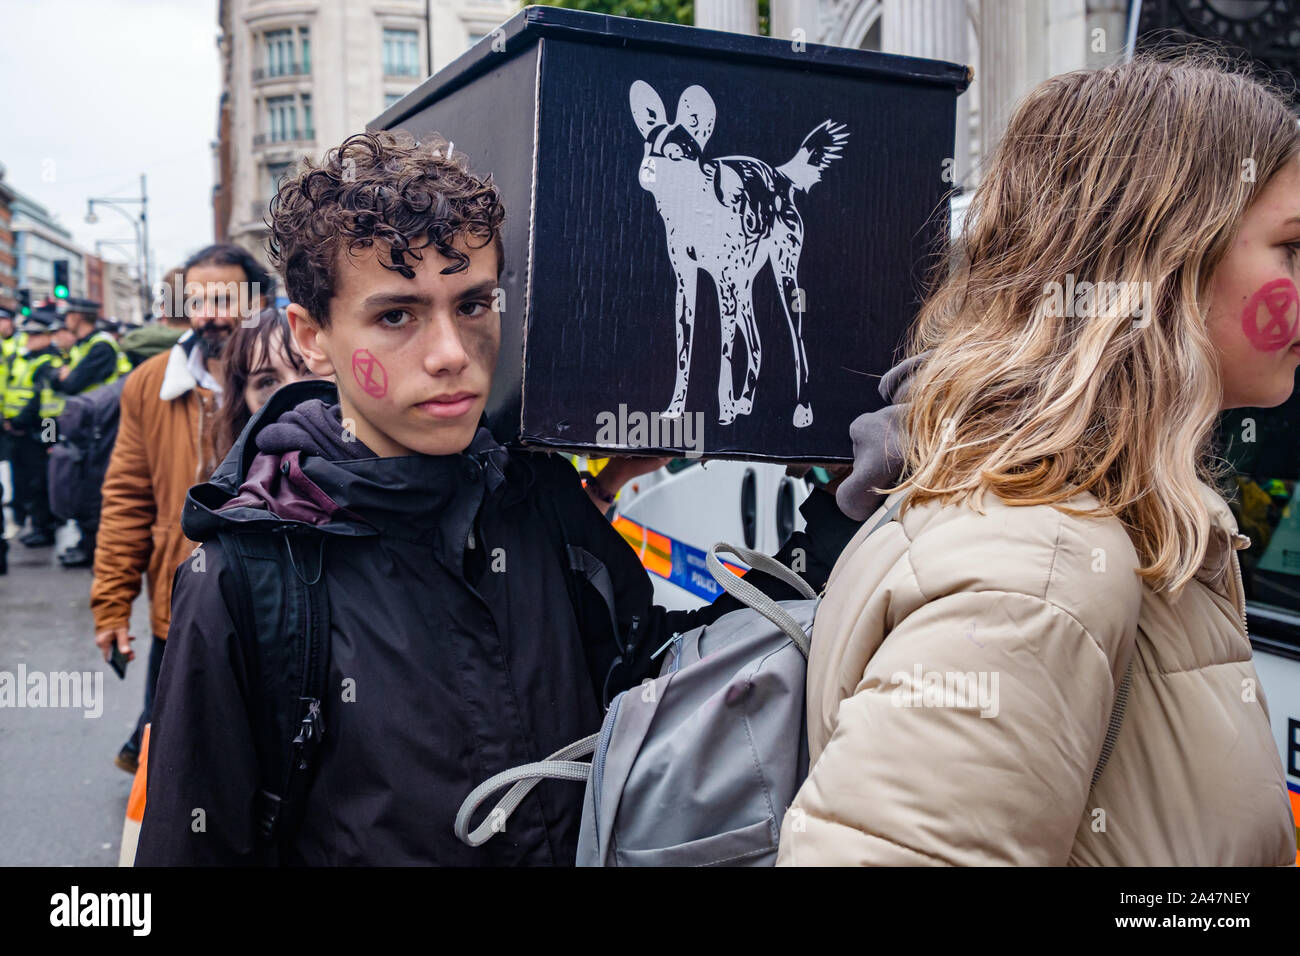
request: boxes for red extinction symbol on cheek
[352,349,388,397]
[1241,278,1300,352]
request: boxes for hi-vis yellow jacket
[3,348,64,421]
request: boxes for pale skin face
[288,236,501,457]
[1206,155,1300,410]
[186,262,253,373]
[64,312,95,338]
[244,338,317,417]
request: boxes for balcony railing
[253,128,315,147]
[253,62,309,81]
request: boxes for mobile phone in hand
[109,644,129,680]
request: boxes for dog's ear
[629,80,667,141]
[676,85,716,150]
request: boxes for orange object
[1288,785,1299,866]
[613,515,672,578]
[118,723,150,867]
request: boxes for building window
[301,95,313,139]
[383,28,420,77]
[266,161,293,199]
[385,92,404,109]
[266,29,293,76]
[264,26,310,76]
[267,95,298,142]
[467,32,486,49]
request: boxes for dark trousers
[2,430,27,527]
[74,520,96,552]
[10,436,53,532]
[126,635,167,754]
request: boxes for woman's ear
[287,303,335,378]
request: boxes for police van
[613,450,1300,861]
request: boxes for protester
[1,310,63,547]
[92,243,275,775]
[778,54,1299,866]
[50,297,132,567]
[134,130,856,865]
[214,307,317,459]
[119,267,190,368]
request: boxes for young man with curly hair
[135,131,854,865]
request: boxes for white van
[607,459,811,611]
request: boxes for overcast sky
[0,0,219,287]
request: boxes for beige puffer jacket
[777,483,1295,866]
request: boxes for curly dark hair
[268,130,505,326]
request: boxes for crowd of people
[0,246,320,773]
[0,51,1296,866]
[0,298,134,567]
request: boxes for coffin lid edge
[371,5,971,134]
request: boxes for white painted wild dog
[629,80,848,427]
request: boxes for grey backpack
[453,497,1133,865]
[454,541,820,866]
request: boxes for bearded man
[91,244,275,774]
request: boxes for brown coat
[92,341,221,639]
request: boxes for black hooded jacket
[134,380,856,866]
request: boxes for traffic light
[53,260,69,299]
[18,289,31,316]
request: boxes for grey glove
[835,351,928,521]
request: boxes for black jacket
[53,333,118,394]
[135,380,854,866]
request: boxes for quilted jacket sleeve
[780,588,1126,865]
[776,495,1146,867]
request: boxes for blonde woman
[778,56,1299,866]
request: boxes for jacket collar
[183,379,521,563]
[159,330,215,401]
[1194,482,1250,593]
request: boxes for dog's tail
[777,120,849,192]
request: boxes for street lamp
[85,174,150,318]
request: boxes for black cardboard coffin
[375,5,968,462]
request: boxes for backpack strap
[705,543,816,656]
[535,481,640,706]
[218,527,331,863]
[867,493,908,538]
[454,733,600,847]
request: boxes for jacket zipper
[283,528,324,771]
[1230,549,1249,637]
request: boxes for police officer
[52,321,74,360]
[0,306,19,372]
[2,310,64,548]
[0,306,15,571]
[52,298,131,566]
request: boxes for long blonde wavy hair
[898,54,1300,593]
